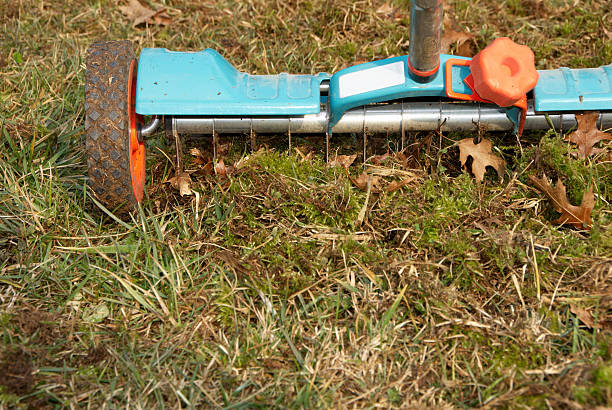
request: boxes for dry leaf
[564,112,611,158]
[168,172,192,196]
[441,28,476,57]
[215,158,228,177]
[457,138,506,182]
[328,154,357,168]
[216,142,231,157]
[528,174,594,230]
[350,171,381,192]
[395,150,420,169]
[294,147,314,162]
[150,10,171,25]
[200,161,214,175]
[189,147,208,165]
[119,0,172,27]
[385,177,414,193]
[569,303,610,330]
[214,158,235,178]
[376,2,394,16]
[372,153,390,165]
[570,305,598,329]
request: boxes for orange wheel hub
[128,60,145,203]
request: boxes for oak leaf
[457,138,506,182]
[328,154,357,168]
[441,27,476,57]
[371,153,390,165]
[215,158,234,178]
[376,2,394,16]
[564,112,611,158]
[189,147,208,165]
[385,177,414,192]
[528,174,594,230]
[190,147,213,175]
[167,172,192,196]
[350,171,381,193]
[570,305,600,330]
[119,0,172,27]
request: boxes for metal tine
[325,130,330,163]
[438,98,443,147]
[288,118,292,152]
[401,100,405,152]
[288,129,292,152]
[362,105,367,166]
[250,121,256,152]
[386,131,390,154]
[473,102,482,145]
[209,119,217,162]
[212,130,218,162]
[172,127,183,175]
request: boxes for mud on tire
[85,40,144,212]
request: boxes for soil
[15,307,57,344]
[81,345,108,365]
[0,347,34,395]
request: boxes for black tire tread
[85,40,138,212]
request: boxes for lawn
[0,0,611,407]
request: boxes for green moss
[595,336,612,360]
[573,366,612,406]
[337,41,358,59]
[595,365,612,388]
[492,343,546,371]
[214,281,238,329]
[417,174,478,244]
[387,387,402,405]
[512,394,548,409]
[520,132,593,203]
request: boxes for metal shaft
[170,103,612,135]
[408,0,443,82]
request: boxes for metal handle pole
[408,0,443,83]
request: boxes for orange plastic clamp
[445,58,528,135]
[444,58,487,103]
[470,37,538,107]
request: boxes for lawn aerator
[84,0,612,211]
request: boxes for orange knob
[470,37,538,107]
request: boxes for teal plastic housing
[135,47,611,125]
[534,64,612,112]
[327,54,471,127]
[135,48,330,116]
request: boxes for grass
[1,0,611,407]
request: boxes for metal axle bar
[169,102,612,135]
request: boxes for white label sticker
[338,61,405,98]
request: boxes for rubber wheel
[85,40,145,212]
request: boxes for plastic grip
[470,37,538,107]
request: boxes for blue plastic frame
[134,48,612,127]
[327,54,471,127]
[135,48,330,116]
[534,64,612,112]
